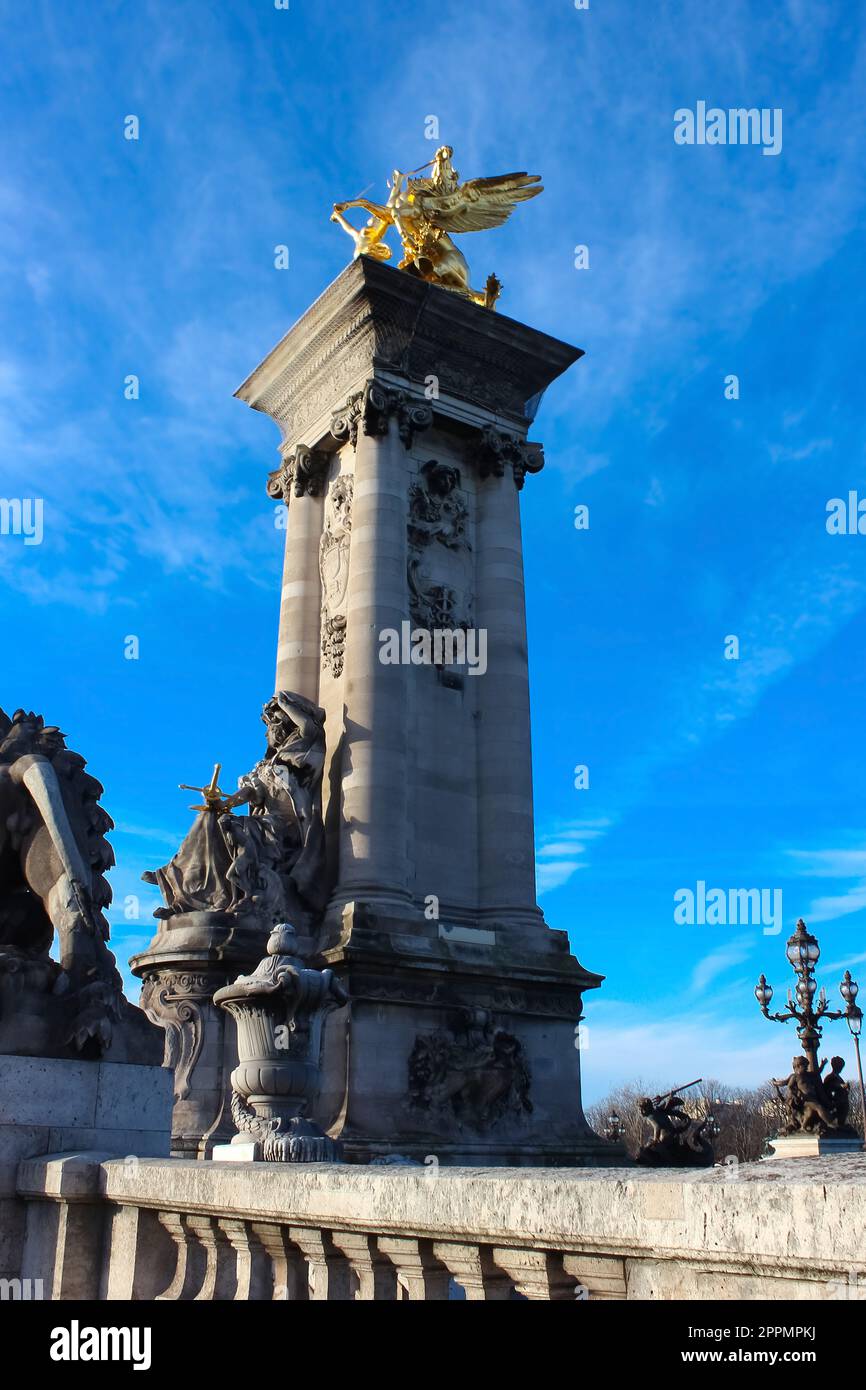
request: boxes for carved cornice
[234,259,583,453]
[470,425,545,490]
[330,379,433,451]
[266,444,330,503]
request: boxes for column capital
[267,445,330,504]
[470,424,545,491]
[330,379,433,451]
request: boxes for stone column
[268,446,328,699]
[377,1236,451,1300]
[326,383,431,921]
[331,1231,398,1300]
[492,1247,578,1300]
[251,1222,309,1300]
[289,1226,352,1300]
[473,429,544,932]
[431,1242,514,1300]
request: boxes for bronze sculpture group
[635,1080,716,1167]
[330,144,542,310]
[772,1054,853,1136]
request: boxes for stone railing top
[17,1153,866,1274]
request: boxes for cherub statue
[820,1055,851,1130]
[635,1081,715,1167]
[329,205,392,263]
[330,146,543,309]
[772,1055,837,1134]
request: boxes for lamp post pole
[840,973,866,1139]
[852,1027,866,1138]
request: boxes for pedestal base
[0,1054,172,1281]
[130,910,276,1157]
[765,1133,865,1159]
[314,908,616,1167]
[213,1119,343,1164]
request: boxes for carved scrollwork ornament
[266,445,330,504]
[139,970,212,1102]
[471,424,544,491]
[330,379,433,451]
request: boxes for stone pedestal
[130,911,273,1157]
[231,257,607,1164]
[766,1133,865,1159]
[0,1055,172,1283]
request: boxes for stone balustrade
[14,1152,866,1301]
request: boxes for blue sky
[2,0,865,1105]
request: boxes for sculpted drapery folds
[143,692,327,929]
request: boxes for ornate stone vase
[213,924,347,1162]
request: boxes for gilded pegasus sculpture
[330,145,542,309]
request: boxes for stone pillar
[219,1219,273,1300]
[268,446,328,699]
[155,1212,207,1300]
[491,1246,577,1300]
[233,258,613,1166]
[103,1203,178,1301]
[473,439,542,933]
[289,1226,352,1300]
[251,1222,309,1300]
[326,384,431,921]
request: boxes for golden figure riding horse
[331,145,543,309]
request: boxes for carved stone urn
[213,923,347,1162]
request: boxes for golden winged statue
[330,145,542,309]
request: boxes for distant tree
[584,1072,866,1164]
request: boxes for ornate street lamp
[703,1113,721,1142]
[755,919,864,1148]
[604,1110,625,1144]
[755,919,848,1073]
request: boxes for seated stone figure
[143,692,327,931]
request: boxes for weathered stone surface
[233,260,607,1165]
[0,1056,172,1135]
[767,1132,863,1158]
[14,1153,866,1299]
[0,1058,172,1280]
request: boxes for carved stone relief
[266,444,330,504]
[407,1007,532,1131]
[407,460,472,632]
[319,473,354,677]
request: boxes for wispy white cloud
[536,819,612,895]
[580,998,790,1105]
[690,933,756,994]
[787,843,866,925]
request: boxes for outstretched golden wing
[413,172,543,234]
